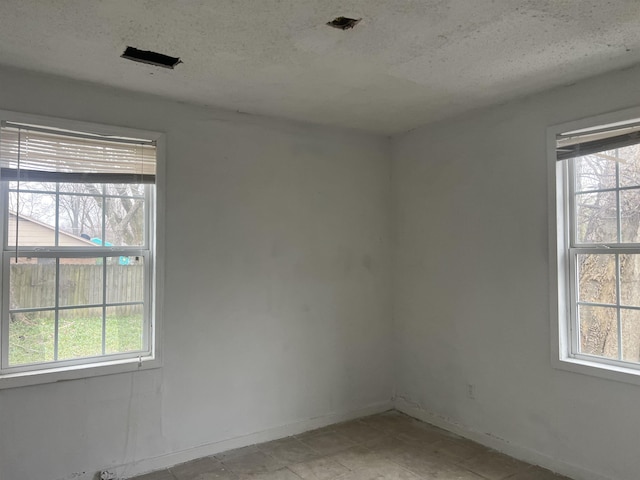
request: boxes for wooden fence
[9,263,144,318]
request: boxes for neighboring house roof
[8,212,96,247]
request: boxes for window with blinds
[0,119,159,380]
[0,122,156,183]
[553,114,640,382]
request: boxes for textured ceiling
[0,1,639,134]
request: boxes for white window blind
[556,121,640,161]
[0,122,156,184]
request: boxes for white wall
[0,67,393,480]
[392,65,640,480]
[5,57,640,480]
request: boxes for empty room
[1,2,640,480]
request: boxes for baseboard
[394,396,615,480]
[105,400,393,479]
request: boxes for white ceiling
[0,1,639,134]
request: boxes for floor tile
[388,445,483,479]
[374,463,424,480]
[362,436,411,459]
[431,437,491,462]
[359,411,418,434]
[257,438,320,464]
[331,420,387,445]
[392,451,483,480]
[461,451,531,479]
[390,441,449,463]
[237,468,303,480]
[326,446,390,471]
[507,466,573,480]
[432,464,485,480]
[387,444,454,478]
[215,446,263,462]
[130,469,176,480]
[393,423,455,446]
[297,430,357,455]
[288,456,351,480]
[339,464,421,480]
[219,449,286,475]
[171,457,237,480]
[294,425,336,440]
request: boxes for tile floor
[131,411,572,480]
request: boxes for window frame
[549,106,640,385]
[0,110,164,389]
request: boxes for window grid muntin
[1,179,152,374]
[569,151,640,368]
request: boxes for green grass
[8,312,143,366]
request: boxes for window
[0,115,162,386]
[552,112,640,381]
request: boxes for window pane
[8,310,55,366]
[577,254,616,305]
[620,188,640,243]
[9,258,56,309]
[58,182,103,195]
[8,192,56,246]
[59,259,103,307]
[57,308,103,360]
[104,183,145,198]
[8,181,56,192]
[621,309,640,364]
[106,256,144,303]
[618,144,640,188]
[105,304,143,354]
[574,153,617,192]
[579,305,619,359]
[105,197,144,246]
[620,254,640,307]
[575,191,617,243]
[58,194,103,244]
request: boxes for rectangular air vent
[326,17,361,30]
[121,47,181,69]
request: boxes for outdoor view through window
[7,182,147,366]
[562,129,640,366]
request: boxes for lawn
[8,313,143,366]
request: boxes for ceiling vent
[326,17,361,30]
[121,47,182,69]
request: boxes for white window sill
[0,356,161,389]
[553,355,640,386]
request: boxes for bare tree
[9,182,145,246]
[576,145,640,362]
